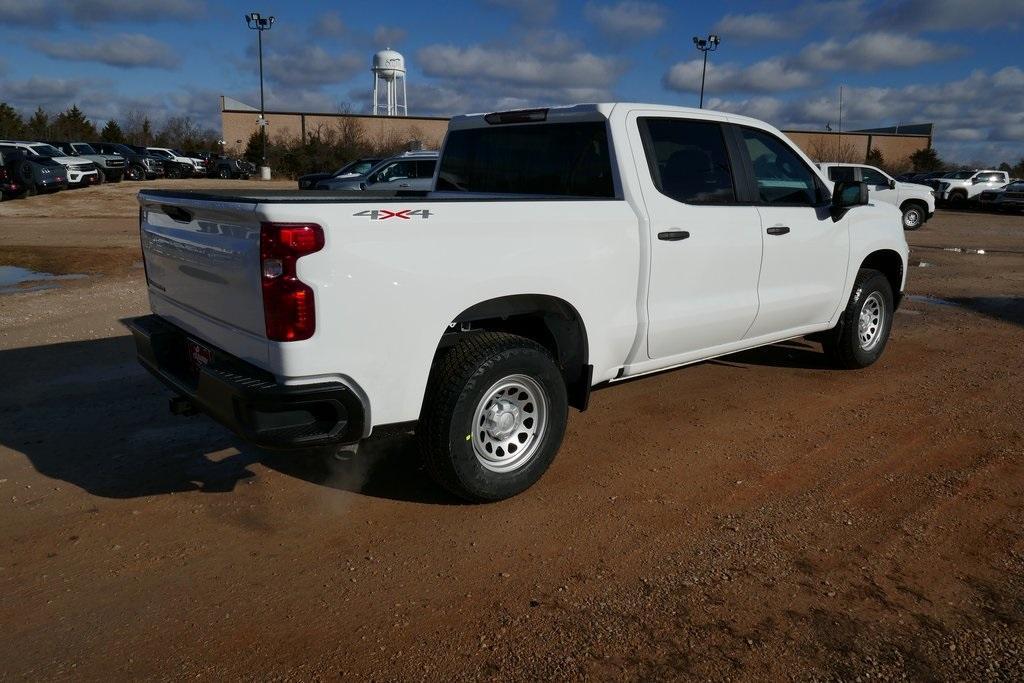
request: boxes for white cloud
[263,46,363,88]
[868,0,1024,31]
[482,0,557,24]
[713,1,865,41]
[373,25,408,47]
[663,58,817,94]
[798,32,955,71]
[418,44,623,89]
[312,11,347,39]
[709,68,1024,164]
[712,13,793,40]
[584,1,667,39]
[36,33,180,69]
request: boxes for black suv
[207,153,256,179]
[0,147,68,196]
[90,142,164,180]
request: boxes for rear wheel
[126,166,142,181]
[218,167,231,179]
[418,332,568,502]
[948,190,967,206]
[822,269,894,369]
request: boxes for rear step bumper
[125,315,365,449]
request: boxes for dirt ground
[1,180,1022,680]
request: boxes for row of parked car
[0,139,257,200]
[297,150,438,192]
[895,169,1023,212]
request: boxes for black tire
[948,190,967,206]
[126,166,142,181]
[901,203,924,230]
[822,269,894,369]
[218,167,231,179]
[417,332,568,502]
[95,169,105,184]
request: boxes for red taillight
[260,222,324,341]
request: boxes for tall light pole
[245,12,274,178]
[692,34,721,109]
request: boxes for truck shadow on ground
[0,335,455,504]
[711,339,834,370]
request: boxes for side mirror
[832,181,868,217]
[359,182,366,190]
[888,179,896,189]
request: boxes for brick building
[221,96,932,168]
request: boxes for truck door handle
[766,226,790,236]
[658,230,690,241]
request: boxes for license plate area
[186,338,213,378]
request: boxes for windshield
[336,159,378,176]
[946,171,974,179]
[30,144,65,158]
[72,143,97,155]
[149,149,173,159]
[171,149,187,157]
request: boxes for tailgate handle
[160,204,193,223]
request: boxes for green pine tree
[0,103,25,139]
[100,119,125,143]
[26,107,50,139]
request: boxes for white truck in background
[127,103,908,502]
[936,169,1010,205]
[818,162,935,230]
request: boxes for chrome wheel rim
[858,292,885,351]
[904,209,921,227]
[471,374,547,473]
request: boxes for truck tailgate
[139,194,264,336]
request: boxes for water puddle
[0,266,87,294]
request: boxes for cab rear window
[436,122,615,197]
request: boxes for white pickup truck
[936,169,1010,205]
[127,103,909,501]
[817,162,935,230]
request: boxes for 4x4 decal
[353,209,432,220]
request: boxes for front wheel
[901,204,924,230]
[418,332,568,502]
[822,269,894,369]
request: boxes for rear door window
[638,118,736,204]
[437,121,614,197]
[415,159,436,178]
[827,166,859,183]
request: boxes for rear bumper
[125,314,365,449]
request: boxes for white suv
[0,140,100,186]
[818,162,935,230]
[147,147,205,176]
[937,169,1009,205]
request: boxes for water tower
[372,48,408,116]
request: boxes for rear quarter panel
[256,199,642,426]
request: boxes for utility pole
[692,34,721,108]
[245,12,275,179]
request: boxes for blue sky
[1,0,1023,163]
